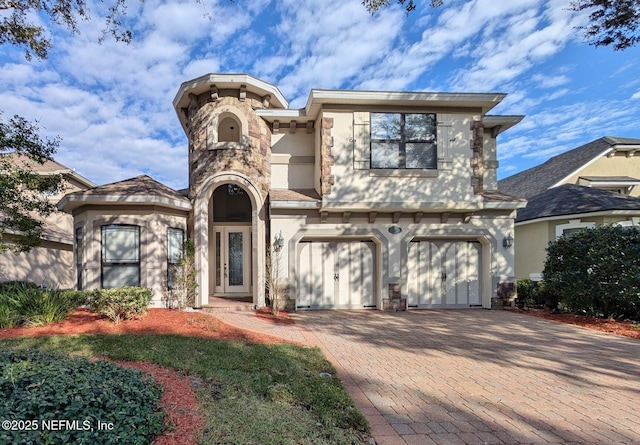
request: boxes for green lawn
[0,334,370,445]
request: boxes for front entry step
[201,296,255,312]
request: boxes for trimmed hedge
[0,349,165,444]
[86,287,152,324]
[543,225,640,319]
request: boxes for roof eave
[58,194,192,213]
[304,90,508,119]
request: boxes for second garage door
[297,241,376,309]
[407,240,481,308]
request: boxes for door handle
[334,273,339,281]
[441,272,447,281]
[224,263,228,278]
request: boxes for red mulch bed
[0,308,291,445]
[518,310,640,339]
[255,306,295,324]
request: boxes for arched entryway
[193,173,266,308]
[210,184,252,296]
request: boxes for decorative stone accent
[320,118,335,195]
[470,119,485,194]
[186,90,273,203]
[384,284,406,311]
[493,282,516,308]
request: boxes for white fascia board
[270,201,321,209]
[59,194,192,212]
[255,109,310,123]
[304,90,507,118]
[33,169,96,188]
[483,201,528,210]
[482,115,525,135]
[550,147,614,189]
[584,180,640,187]
[515,209,640,227]
[612,144,640,151]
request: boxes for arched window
[218,116,241,143]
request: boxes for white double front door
[213,226,251,295]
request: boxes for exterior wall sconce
[503,233,514,249]
[274,230,285,251]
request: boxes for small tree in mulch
[265,245,285,316]
[163,239,198,311]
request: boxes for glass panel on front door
[228,232,244,286]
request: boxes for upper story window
[371,113,437,169]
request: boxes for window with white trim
[167,228,184,290]
[101,225,140,288]
[555,220,595,239]
[371,113,437,169]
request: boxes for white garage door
[407,240,481,308]
[297,241,376,309]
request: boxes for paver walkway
[211,308,640,445]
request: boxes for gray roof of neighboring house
[498,136,640,199]
[516,184,640,223]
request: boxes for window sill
[368,169,439,178]
[208,142,249,151]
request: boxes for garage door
[407,240,481,308]
[297,241,376,309]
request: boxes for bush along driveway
[294,309,640,445]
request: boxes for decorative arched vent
[218,115,241,143]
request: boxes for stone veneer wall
[320,117,335,195]
[185,90,272,202]
[470,119,485,194]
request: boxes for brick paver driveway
[294,310,640,445]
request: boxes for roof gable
[498,137,619,199]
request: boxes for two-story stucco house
[58,73,525,310]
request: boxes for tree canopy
[0,0,131,60]
[0,114,64,253]
[570,0,640,50]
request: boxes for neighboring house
[0,154,95,288]
[499,136,640,280]
[59,73,525,309]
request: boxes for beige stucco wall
[0,240,74,288]
[561,153,640,196]
[73,207,188,307]
[270,132,315,189]
[321,109,486,207]
[271,210,516,309]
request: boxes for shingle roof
[516,184,640,223]
[498,136,640,199]
[1,153,70,173]
[68,175,189,203]
[270,189,321,201]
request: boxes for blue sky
[1,0,640,190]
